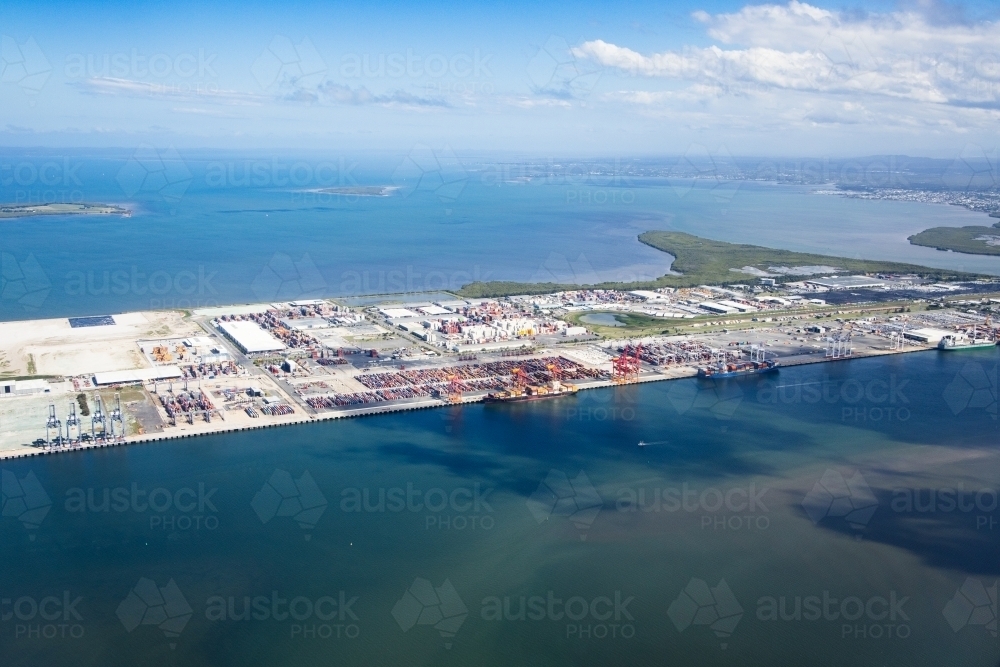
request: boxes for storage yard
[1,280,998,457]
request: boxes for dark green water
[2,349,999,666]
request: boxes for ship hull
[938,342,997,351]
[698,364,779,379]
[484,390,578,403]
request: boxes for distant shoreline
[302,185,399,197]
[0,203,132,219]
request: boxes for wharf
[0,343,935,461]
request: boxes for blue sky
[1,0,999,156]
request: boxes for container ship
[938,334,997,351]
[484,380,578,403]
[697,359,778,379]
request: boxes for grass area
[26,354,36,375]
[566,311,676,338]
[908,224,1000,256]
[562,300,923,339]
[456,231,981,298]
[97,388,146,436]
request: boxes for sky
[1,0,999,157]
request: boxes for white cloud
[76,76,449,110]
[315,83,449,108]
[505,96,573,109]
[77,77,266,105]
[573,2,1000,109]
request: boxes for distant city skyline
[2,0,999,157]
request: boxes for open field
[565,311,675,338]
[0,311,201,378]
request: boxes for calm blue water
[2,150,998,321]
[2,349,999,665]
[580,312,625,327]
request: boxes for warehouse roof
[94,366,183,386]
[218,320,287,354]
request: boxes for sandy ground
[0,393,60,453]
[0,311,201,377]
[0,386,146,454]
[287,367,371,395]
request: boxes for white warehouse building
[217,320,287,355]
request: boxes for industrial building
[698,301,740,314]
[279,317,332,331]
[0,379,51,397]
[217,320,287,355]
[804,276,889,290]
[93,366,183,386]
[418,305,451,315]
[629,290,671,302]
[380,307,419,319]
[715,299,758,313]
[903,328,952,344]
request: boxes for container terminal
[1,280,999,458]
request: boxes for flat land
[310,186,396,196]
[0,311,200,378]
[456,231,982,297]
[0,203,131,218]
[908,224,1000,256]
